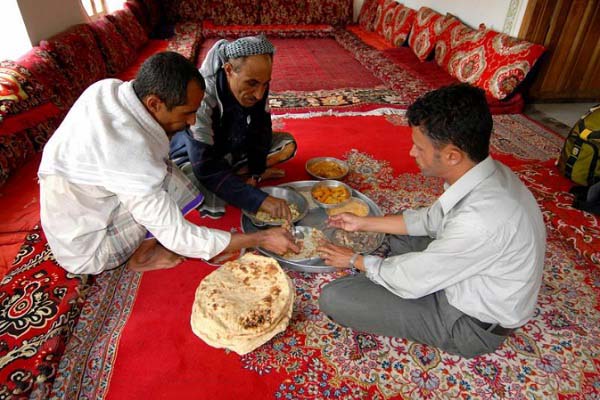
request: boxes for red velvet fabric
[0,153,42,274]
[39,24,107,101]
[106,8,148,51]
[0,131,35,187]
[447,29,545,100]
[125,0,151,33]
[90,16,137,76]
[0,103,60,137]
[408,7,444,61]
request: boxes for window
[0,0,32,60]
[81,0,124,19]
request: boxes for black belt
[471,318,515,336]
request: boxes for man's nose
[253,85,267,101]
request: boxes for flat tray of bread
[241,180,384,273]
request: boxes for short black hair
[406,84,493,163]
[133,51,205,110]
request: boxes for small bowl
[305,157,349,180]
[326,197,370,217]
[243,186,308,226]
[310,180,352,209]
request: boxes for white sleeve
[118,189,231,260]
[365,220,498,299]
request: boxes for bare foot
[127,239,185,272]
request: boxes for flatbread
[191,254,295,354]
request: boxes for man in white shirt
[317,84,546,358]
[39,52,298,275]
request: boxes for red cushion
[372,0,392,33]
[390,6,416,46]
[39,24,107,98]
[377,0,399,38]
[91,17,137,76]
[106,9,148,51]
[16,48,75,110]
[447,29,545,99]
[345,25,396,50]
[435,21,487,70]
[0,131,35,187]
[0,61,49,122]
[408,7,444,61]
[260,0,311,25]
[115,39,169,81]
[358,0,379,31]
[0,102,60,137]
[125,0,151,33]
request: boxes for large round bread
[190,254,294,353]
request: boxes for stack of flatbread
[190,253,295,355]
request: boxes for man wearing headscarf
[169,35,297,219]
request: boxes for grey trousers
[318,235,506,358]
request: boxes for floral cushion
[165,0,210,23]
[309,0,353,26]
[140,0,162,29]
[447,29,545,99]
[408,7,444,61]
[0,62,49,124]
[434,20,487,71]
[125,0,150,33]
[372,0,394,34]
[210,0,261,25]
[166,22,203,61]
[16,48,74,110]
[0,131,35,187]
[39,24,107,100]
[91,17,137,76]
[0,103,61,137]
[358,0,379,31]
[389,5,415,46]
[260,0,310,25]
[378,0,400,40]
[106,9,148,51]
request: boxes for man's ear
[223,62,233,78]
[144,94,163,114]
[444,145,464,166]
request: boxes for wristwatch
[348,253,359,272]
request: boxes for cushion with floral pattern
[358,0,379,31]
[106,8,148,50]
[408,7,444,62]
[0,61,49,124]
[376,0,399,38]
[447,29,545,99]
[435,20,487,71]
[91,17,137,76]
[389,5,416,46]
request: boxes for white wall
[17,0,88,45]
[353,0,530,37]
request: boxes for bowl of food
[326,197,370,217]
[244,186,308,226]
[310,180,352,209]
[305,157,349,180]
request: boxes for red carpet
[46,112,600,399]
[198,38,383,91]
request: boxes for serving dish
[242,186,308,227]
[305,157,349,180]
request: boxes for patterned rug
[43,112,600,399]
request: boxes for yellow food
[311,185,350,204]
[326,198,370,216]
[308,160,347,178]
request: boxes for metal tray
[241,180,384,273]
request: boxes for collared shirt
[364,157,546,328]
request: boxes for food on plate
[281,227,325,260]
[190,253,294,355]
[308,160,347,179]
[311,185,350,205]
[331,230,382,253]
[326,198,370,217]
[254,203,300,224]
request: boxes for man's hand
[327,213,364,232]
[318,242,358,269]
[259,195,292,221]
[259,227,300,255]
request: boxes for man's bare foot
[261,167,286,180]
[127,239,185,272]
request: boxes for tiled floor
[524,102,597,138]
